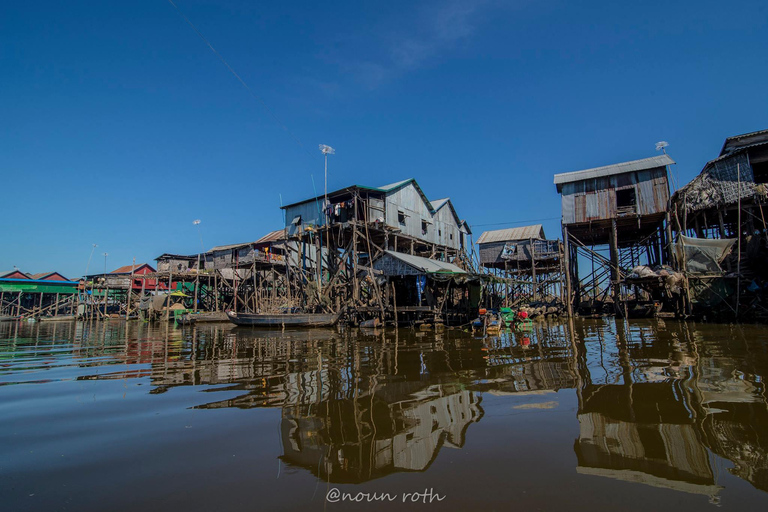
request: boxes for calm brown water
[1,318,767,511]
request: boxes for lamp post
[319,144,335,212]
[318,145,335,292]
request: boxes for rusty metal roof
[720,128,768,156]
[380,251,466,274]
[209,241,254,252]
[110,263,154,274]
[255,229,286,244]
[554,154,675,188]
[476,225,546,244]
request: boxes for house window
[438,229,442,236]
[616,188,636,214]
[422,220,428,235]
[450,233,453,240]
[398,210,406,224]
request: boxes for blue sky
[2,0,767,278]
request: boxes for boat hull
[226,311,339,327]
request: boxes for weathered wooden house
[669,129,768,320]
[671,128,768,240]
[29,272,70,281]
[276,178,473,320]
[555,154,674,247]
[0,270,31,280]
[554,154,675,314]
[281,178,470,257]
[370,250,479,325]
[86,263,166,292]
[155,254,199,273]
[1,270,78,317]
[477,225,563,304]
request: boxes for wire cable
[472,216,561,227]
[166,0,318,163]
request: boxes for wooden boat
[226,311,340,328]
[176,313,197,325]
[188,311,229,323]
[38,315,77,322]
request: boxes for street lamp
[319,144,335,210]
[193,219,204,252]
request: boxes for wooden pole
[736,163,742,318]
[214,273,219,312]
[234,252,239,312]
[54,293,60,317]
[252,262,258,313]
[140,275,146,320]
[194,253,200,312]
[562,227,573,317]
[127,257,135,318]
[531,238,537,302]
[609,218,621,316]
[166,269,172,321]
[353,196,359,303]
[392,281,398,328]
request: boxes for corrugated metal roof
[377,179,413,191]
[720,128,768,156]
[281,178,437,211]
[155,253,196,260]
[382,251,466,274]
[476,225,546,244]
[29,272,69,281]
[209,241,254,252]
[255,229,286,244]
[553,154,675,186]
[431,198,449,210]
[0,270,31,279]
[110,263,154,274]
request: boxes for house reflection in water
[51,318,768,494]
[575,383,719,496]
[280,384,482,483]
[572,319,768,498]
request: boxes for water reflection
[0,317,767,499]
[573,319,768,497]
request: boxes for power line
[166,0,318,163]
[471,216,561,228]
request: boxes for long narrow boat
[38,315,77,322]
[226,311,340,328]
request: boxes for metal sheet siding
[284,201,324,236]
[385,183,436,243]
[636,177,655,216]
[562,195,575,224]
[476,225,545,244]
[554,154,675,185]
[432,205,461,250]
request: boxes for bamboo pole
[562,226,573,317]
[736,163,742,319]
[194,253,200,313]
[127,257,135,318]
